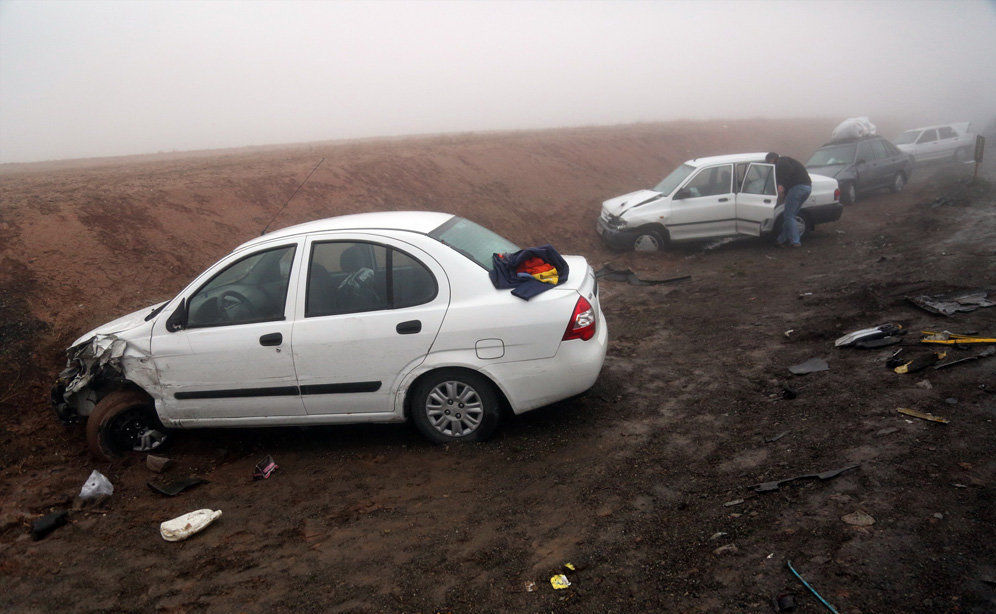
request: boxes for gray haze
[1,0,995,163]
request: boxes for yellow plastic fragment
[897,407,950,424]
[564,563,576,571]
[550,574,571,589]
[920,331,996,344]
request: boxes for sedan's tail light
[834,188,841,201]
[563,296,596,341]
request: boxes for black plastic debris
[934,345,995,370]
[254,455,278,480]
[753,464,859,493]
[772,593,797,612]
[893,351,945,374]
[788,357,829,375]
[595,264,691,287]
[781,385,798,400]
[147,476,208,497]
[835,323,904,348]
[907,289,994,316]
[31,510,68,541]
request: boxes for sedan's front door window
[918,129,938,144]
[187,245,297,328]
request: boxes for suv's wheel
[841,182,856,205]
[632,229,666,252]
[411,370,501,444]
[890,173,906,193]
[87,389,168,460]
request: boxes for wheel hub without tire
[425,381,484,437]
[109,408,165,452]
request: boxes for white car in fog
[596,153,842,251]
[894,123,977,163]
[52,212,607,458]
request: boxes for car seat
[336,245,382,312]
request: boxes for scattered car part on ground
[146,454,171,473]
[907,289,994,316]
[596,153,841,251]
[894,123,977,164]
[834,322,904,347]
[934,346,995,370]
[920,330,996,345]
[253,455,279,480]
[147,476,208,497]
[806,135,913,205]
[897,408,949,424]
[841,510,875,526]
[893,351,946,374]
[550,574,571,589]
[160,509,222,542]
[78,470,113,500]
[753,464,859,493]
[787,560,840,614]
[594,264,691,286]
[31,511,69,541]
[788,357,829,375]
[51,212,607,457]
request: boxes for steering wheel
[219,290,255,321]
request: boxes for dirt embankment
[1,119,994,613]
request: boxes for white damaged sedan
[52,212,607,458]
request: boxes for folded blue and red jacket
[489,245,570,300]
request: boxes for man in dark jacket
[766,152,812,247]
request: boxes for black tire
[410,370,501,444]
[953,148,968,163]
[890,173,906,193]
[840,182,856,205]
[86,389,167,460]
[631,228,666,252]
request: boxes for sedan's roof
[686,153,768,167]
[237,211,454,251]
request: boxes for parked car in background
[805,135,913,205]
[596,153,841,252]
[894,123,976,163]
[52,212,607,458]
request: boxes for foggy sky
[1,0,994,163]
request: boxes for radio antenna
[260,157,325,235]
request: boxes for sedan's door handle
[718,197,729,202]
[259,332,282,346]
[396,320,422,335]
[763,199,772,203]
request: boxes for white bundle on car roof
[831,117,877,142]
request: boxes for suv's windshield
[653,164,695,195]
[429,216,519,270]
[894,130,919,145]
[807,144,856,166]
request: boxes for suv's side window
[869,139,889,159]
[938,127,956,139]
[187,245,297,328]
[918,129,938,144]
[683,164,733,198]
[306,241,437,317]
[857,141,875,162]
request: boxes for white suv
[52,212,607,458]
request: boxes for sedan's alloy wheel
[425,380,484,437]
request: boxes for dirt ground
[1,119,994,613]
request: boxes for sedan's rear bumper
[483,305,608,414]
[805,202,843,225]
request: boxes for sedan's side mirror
[674,187,691,200]
[166,298,187,332]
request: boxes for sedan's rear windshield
[429,216,519,270]
[894,130,919,145]
[653,164,695,195]
[807,144,856,166]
